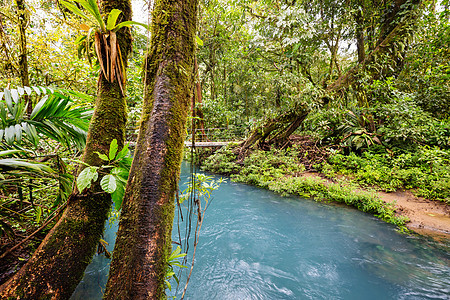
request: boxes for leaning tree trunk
[0,1,132,299]
[238,106,309,159]
[104,0,197,298]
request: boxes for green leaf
[4,89,13,113]
[165,279,172,291]
[10,89,19,103]
[14,124,22,142]
[100,174,117,193]
[60,0,95,24]
[114,20,149,31]
[36,206,42,223]
[32,86,41,95]
[77,166,98,192]
[94,151,109,161]
[17,87,24,96]
[111,167,123,176]
[5,126,15,144]
[0,150,24,157]
[115,143,129,160]
[109,139,118,160]
[24,86,32,95]
[195,35,203,46]
[107,9,122,30]
[111,179,125,209]
[81,0,105,31]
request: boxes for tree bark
[0,0,132,298]
[104,0,197,298]
[15,0,31,115]
[238,106,308,158]
[354,3,365,63]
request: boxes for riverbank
[199,140,450,239]
[301,172,450,239]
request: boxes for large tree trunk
[0,1,132,298]
[104,0,197,298]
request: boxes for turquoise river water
[71,162,449,299]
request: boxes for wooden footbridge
[185,127,247,148]
[184,141,234,147]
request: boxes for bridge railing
[186,126,249,142]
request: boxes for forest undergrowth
[199,133,450,232]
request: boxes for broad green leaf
[107,9,122,30]
[0,150,24,157]
[4,89,13,113]
[111,180,125,209]
[110,167,122,175]
[30,95,49,119]
[195,35,203,46]
[100,174,117,193]
[94,151,109,161]
[0,103,7,123]
[81,0,105,31]
[114,21,149,31]
[115,143,129,160]
[60,0,94,24]
[10,89,19,103]
[77,166,98,192]
[14,124,22,141]
[109,139,118,160]
[5,126,15,144]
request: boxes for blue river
[72,162,449,299]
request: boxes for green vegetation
[320,147,450,203]
[0,0,449,296]
[203,146,409,230]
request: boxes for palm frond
[0,87,92,149]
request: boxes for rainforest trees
[104,0,198,298]
[0,0,132,298]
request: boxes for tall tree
[104,0,198,297]
[0,0,132,298]
[15,0,31,114]
[239,0,424,151]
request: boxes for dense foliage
[0,0,449,292]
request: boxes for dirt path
[379,190,450,238]
[301,172,450,239]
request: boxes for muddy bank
[302,172,450,239]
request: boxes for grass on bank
[200,145,450,231]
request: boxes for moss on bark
[104,0,198,298]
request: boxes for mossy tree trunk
[104,0,197,298]
[0,1,132,299]
[238,106,308,159]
